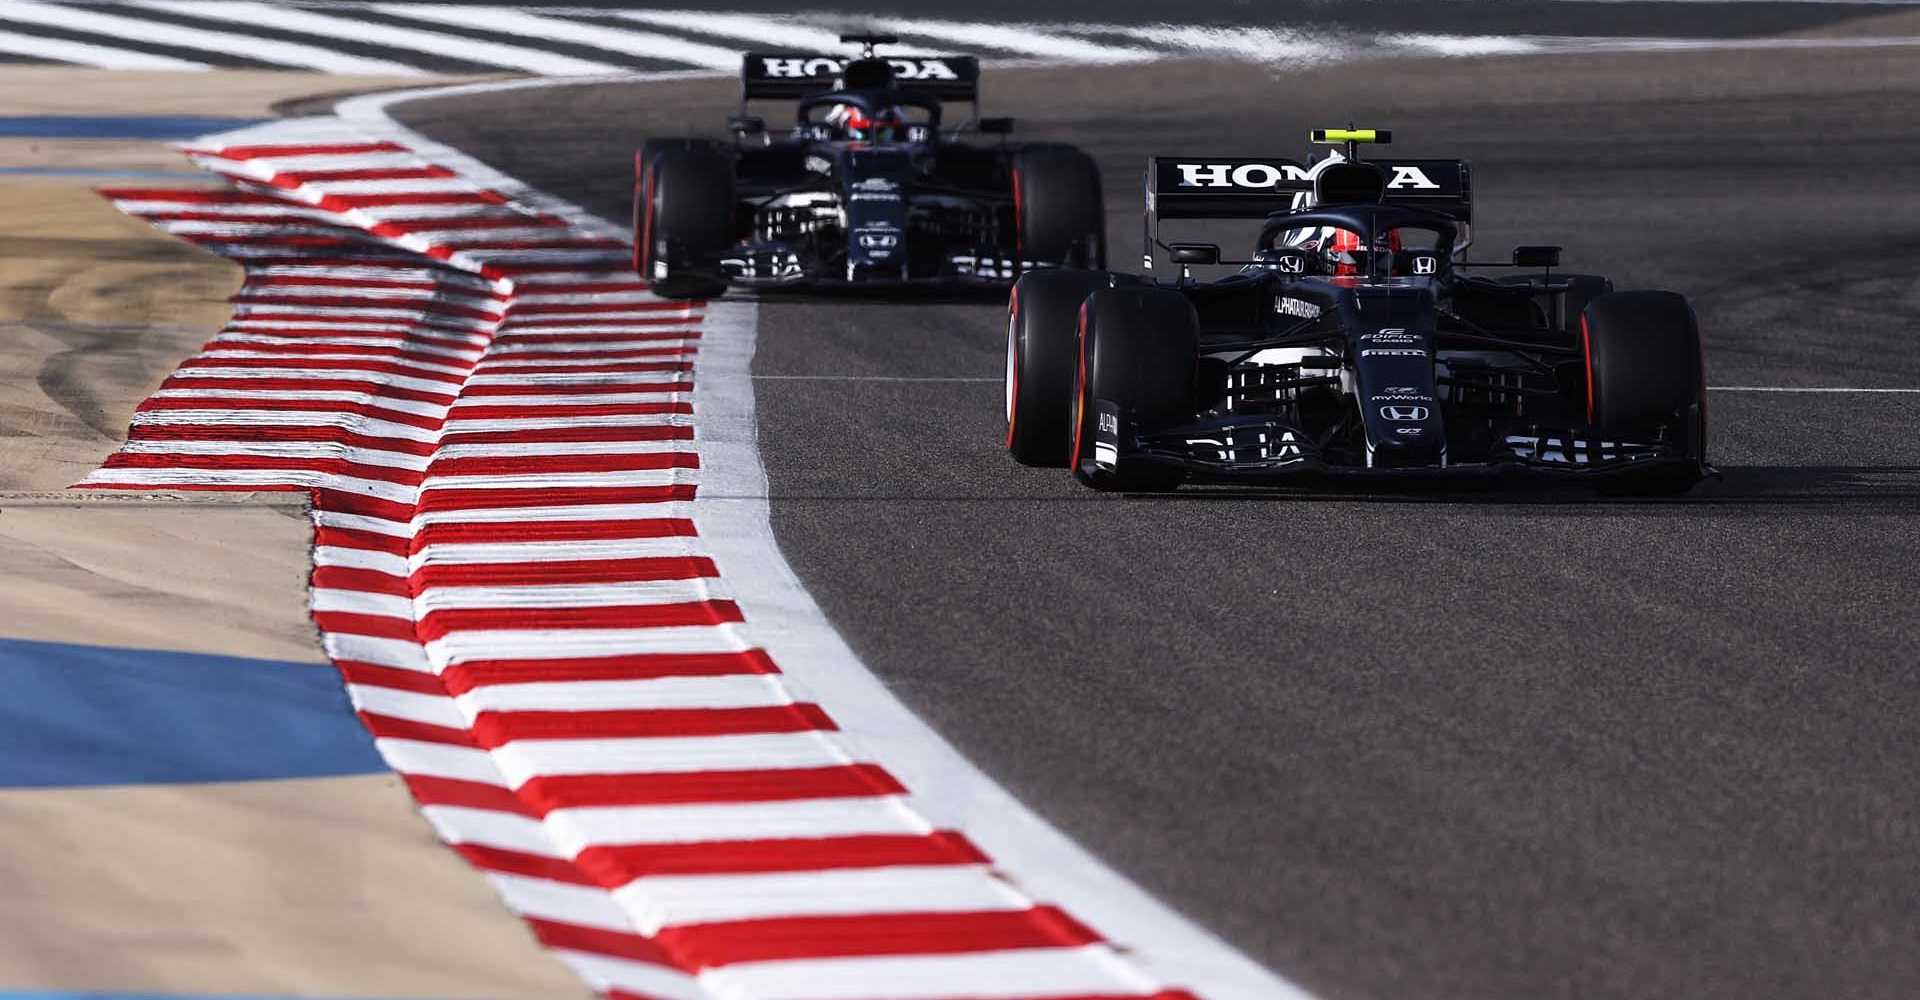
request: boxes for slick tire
[1013,146,1105,270]
[1006,269,1108,467]
[1581,290,1707,496]
[1071,287,1197,493]
[635,141,733,301]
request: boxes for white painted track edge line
[329,75,1311,1000]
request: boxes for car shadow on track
[1164,465,1920,509]
[736,285,1011,306]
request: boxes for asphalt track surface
[394,41,1920,1000]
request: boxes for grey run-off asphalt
[392,38,1920,1000]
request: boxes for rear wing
[741,53,981,102]
[1142,155,1474,267]
[1146,157,1312,220]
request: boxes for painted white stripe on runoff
[375,4,742,70]
[615,10,849,50]
[109,199,341,219]
[129,0,626,75]
[337,76,1313,1000]
[314,588,414,618]
[0,0,427,74]
[465,370,688,386]
[439,415,691,433]
[454,675,790,714]
[315,546,409,576]
[479,353,694,369]
[543,796,926,847]
[490,732,858,781]
[322,632,432,672]
[423,625,755,664]
[199,351,474,377]
[867,17,1157,62]
[215,336,483,360]
[1111,24,1348,63]
[410,537,701,567]
[147,389,448,417]
[405,501,699,524]
[170,367,459,393]
[419,805,553,853]
[350,684,469,728]
[701,946,1156,1000]
[418,471,695,492]
[415,581,730,612]
[488,872,634,930]
[375,739,507,787]
[118,439,429,470]
[614,865,1020,932]
[130,410,441,442]
[78,468,417,502]
[0,25,209,70]
[550,951,699,1000]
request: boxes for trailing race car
[1004,128,1709,495]
[635,34,1105,299]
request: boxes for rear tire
[1581,290,1707,496]
[1006,269,1108,467]
[635,141,733,301]
[1071,288,1197,492]
[1013,146,1105,270]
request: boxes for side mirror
[1167,243,1221,266]
[1512,245,1562,268]
[978,117,1015,135]
[728,115,766,136]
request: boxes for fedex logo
[760,57,960,80]
[1175,162,1312,188]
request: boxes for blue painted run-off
[0,994,411,1000]
[0,115,268,140]
[0,167,204,179]
[0,637,388,788]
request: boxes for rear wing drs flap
[1143,155,1473,265]
[741,53,981,101]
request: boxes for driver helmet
[1285,225,1403,276]
[825,103,907,142]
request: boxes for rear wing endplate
[741,53,981,101]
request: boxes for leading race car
[1004,128,1709,496]
[635,34,1105,299]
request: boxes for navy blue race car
[635,35,1105,299]
[1003,128,1709,495]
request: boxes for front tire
[1006,269,1107,467]
[635,142,733,301]
[1581,290,1707,496]
[1071,287,1197,492]
[1013,146,1105,270]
